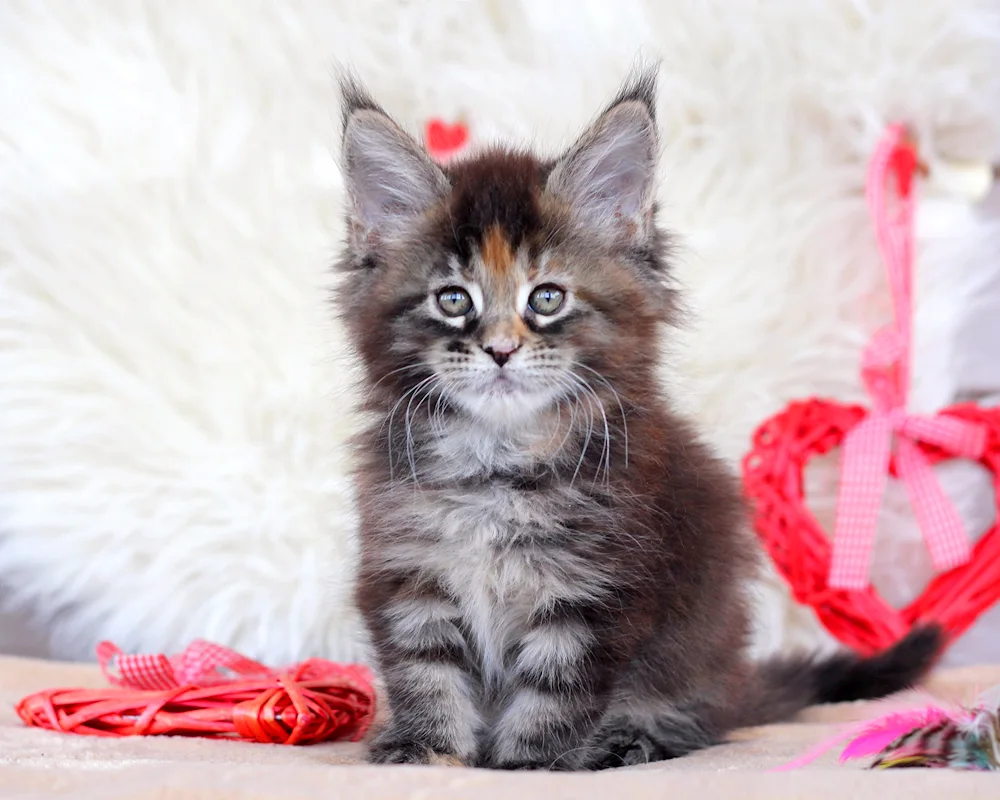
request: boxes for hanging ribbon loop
[827,124,986,591]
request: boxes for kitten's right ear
[339,75,449,244]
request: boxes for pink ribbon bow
[96,640,373,690]
[827,125,987,591]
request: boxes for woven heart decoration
[743,398,1000,655]
[741,125,1000,655]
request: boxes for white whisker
[570,383,596,488]
[403,376,440,485]
[386,375,436,482]
[572,361,629,470]
[567,373,611,489]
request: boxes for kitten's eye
[436,287,473,317]
[528,284,565,316]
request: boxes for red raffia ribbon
[16,640,375,745]
[827,124,987,591]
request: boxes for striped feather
[846,698,1000,772]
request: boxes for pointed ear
[546,71,658,242]
[339,76,449,244]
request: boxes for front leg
[481,599,628,771]
[361,574,482,765]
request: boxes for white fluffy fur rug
[2,1,999,666]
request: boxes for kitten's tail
[738,625,945,728]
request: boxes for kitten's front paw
[489,759,562,771]
[589,723,661,769]
[587,713,717,769]
[367,738,433,765]
[367,736,464,767]
[477,751,573,771]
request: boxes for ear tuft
[546,67,659,242]
[337,70,384,134]
[338,75,449,244]
[607,65,658,124]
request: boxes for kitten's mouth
[486,372,517,394]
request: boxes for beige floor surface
[1,655,998,799]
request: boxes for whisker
[570,382,596,488]
[368,363,426,394]
[545,375,580,460]
[572,361,629,470]
[432,397,446,435]
[384,385,419,481]
[403,376,439,486]
[534,374,581,466]
[545,745,627,771]
[386,375,436,482]
[568,373,611,489]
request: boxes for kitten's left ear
[546,69,659,243]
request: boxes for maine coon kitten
[334,68,941,771]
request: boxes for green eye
[528,284,565,316]
[436,286,473,317]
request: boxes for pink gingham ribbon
[95,640,374,690]
[828,125,987,591]
[96,639,273,689]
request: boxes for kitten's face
[337,73,671,430]
[419,223,582,426]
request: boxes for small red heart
[742,399,1000,656]
[425,119,469,161]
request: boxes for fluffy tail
[739,625,945,728]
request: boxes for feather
[869,719,960,769]
[843,691,1000,772]
[779,685,1000,772]
[839,707,958,763]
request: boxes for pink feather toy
[777,687,1000,771]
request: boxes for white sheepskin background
[2,1,999,666]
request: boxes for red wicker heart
[742,398,1000,655]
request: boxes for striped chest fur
[377,478,612,683]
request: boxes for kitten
[334,68,941,771]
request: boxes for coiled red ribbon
[16,640,375,745]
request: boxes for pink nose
[482,341,520,367]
